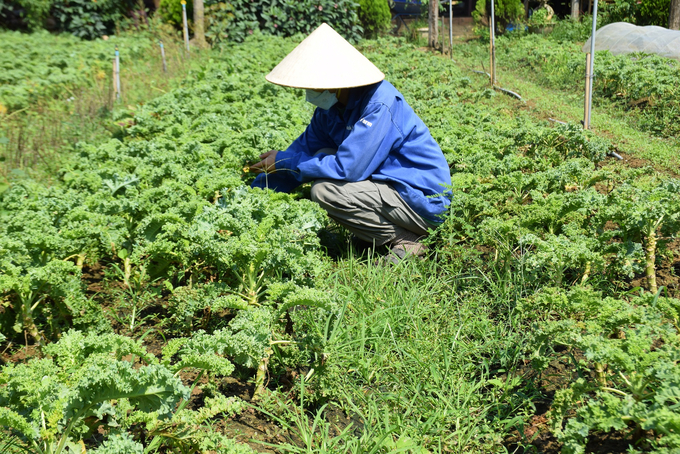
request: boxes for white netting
[583,22,680,61]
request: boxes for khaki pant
[311,178,430,246]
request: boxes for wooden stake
[181,0,190,53]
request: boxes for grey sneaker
[383,231,427,265]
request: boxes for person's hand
[250,150,278,174]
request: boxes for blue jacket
[265,81,451,223]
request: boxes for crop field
[0,30,153,111]
[1,25,680,454]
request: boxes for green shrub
[53,0,136,39]
[202,0,362,44]
[600,0,671,26]
[356,0,391,37]
[473,0,524,30]
[157,0,193,28]
[0,0,135,38]
[13,0,52,30]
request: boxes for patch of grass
[451,36,680,174]
[276,247,536,452]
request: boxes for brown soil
[608,148,680,179]
[172,366,359,454]
[506,353,646,454]
[0,343,40,365]
[82,262,107,295]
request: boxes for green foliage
[488,32,680,137]
[14,0,52,30]
[2,28,680,453]
[1,33,332,346]
[89,433,143,454]
[522,288,680,452]
[527,7,552,26]
[0,0,136,37]
[52,0,136,39]
[202,0,363,44]
[157,0,192,28]
[163,307,272,371]
[0,30,152,111]
[0,330,190,453]
[600,0,671,27]
[473,0,524,29]
[356,0,391,37]
[0,329,255,452]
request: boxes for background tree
[670,0,680,29]
[428,0,439,49]
[193,0,207,48]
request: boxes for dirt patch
[217,406,284,453]
[506,352,647,454]
[0,343,40,365]
[82,262,106,295]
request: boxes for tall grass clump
[270,248,535,452]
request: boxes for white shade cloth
[583,22,680,61]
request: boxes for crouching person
[250,23,451,261]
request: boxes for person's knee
[310,179,334,206]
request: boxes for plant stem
[21,294,42,347]
[581,261,591,284]
[252,347,273,401]
[124,257,132,289]
[644,229,658,294]
[594,362,607,386]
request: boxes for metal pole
[584,52,591,129]
[490,0,496,86]
[112,57,117,102]
[587,0,598,128]
[181,0,190,53]
[114,46,121,100]
[449,0,453,59]
[160,40,167,72]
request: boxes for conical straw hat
[265,23,385,89]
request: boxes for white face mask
[305,89,338,110]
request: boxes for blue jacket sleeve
[276,103,400,183]
[274,109,335,170]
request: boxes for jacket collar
[345,81,381,110]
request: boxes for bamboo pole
[490,0,496,86]
[181,0,190,53]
